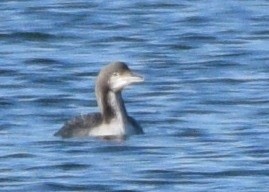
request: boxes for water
[1,0,269,191]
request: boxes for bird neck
[97,89,128,124]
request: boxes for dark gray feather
[128,116,144,134]
[54,113,102,138]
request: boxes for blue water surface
[1,1,269,191]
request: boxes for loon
[54,61,144,139]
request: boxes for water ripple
[1,1,269,192]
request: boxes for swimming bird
[54,61,144,139]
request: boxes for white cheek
[110,78,127,91]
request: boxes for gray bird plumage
[54,61,144,139]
